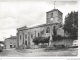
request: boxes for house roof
[5,36,17,40]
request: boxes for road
[0,48,78,57]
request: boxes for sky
[0,0,78,41]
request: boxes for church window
[28,36,30,45]
[25,41,27,45]
[31,34,33,39]
[20,35,21,40]
[46,27,50,33]
[25,34,27,39]
[38,33,39,37]
[35,31,36,37]
[51,13,53,18]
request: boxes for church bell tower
[46,2,63,24]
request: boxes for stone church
[16,8,64,48]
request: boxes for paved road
[0,48,78,57]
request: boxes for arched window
[46,27,50,33]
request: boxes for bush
[54,44,65,48]
[33,37,50,45]
[52,35,57,41]
[52,35,64,41]
[57,35,63,40]
[33,37,40,45]
[62,36,77,40]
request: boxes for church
[16,8,64,48]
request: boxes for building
[17,8,64,48]
[4,36,17,49]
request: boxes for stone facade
[57,27,64,37]
[17,9,64,48]
[46,9,63,24]
[4,36,17,49]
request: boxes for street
[0,48,78,57]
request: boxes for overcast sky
[0,1,78,41]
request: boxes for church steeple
[46,1,63,24]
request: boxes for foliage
[33,37,50,45]
[33,37,40,45]
[0,41,4,44]
[57,35,63,40]
[52,24,58,41]
[64,11,78,39]
[52,35,63,41]
[53,25,57,36]
[52,35,57,41]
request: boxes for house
[4,36,17,49]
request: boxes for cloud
[0,29,17,41]
[47,1,78,7]
[0,1,78,41]
[57,3,78,23]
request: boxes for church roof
[17,23,59,31]
[17,26,27,31]
[46,9,63,14]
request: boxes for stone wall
[53,39,75,47]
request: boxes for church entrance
[25,41,27,46]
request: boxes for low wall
[53,39,74,47]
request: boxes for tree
[64,11,78,39]
[52,25,57,41]
[53,25,57,36]
[0,41,4,44]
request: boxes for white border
[0,0,79,59]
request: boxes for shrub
[57,35,64,40]
[33,37,40,45]
[52,35,57,41]
[33,37,50,45]
[52,34,65,41]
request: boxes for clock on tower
[46,9,63,24]
[51,18,53,21]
